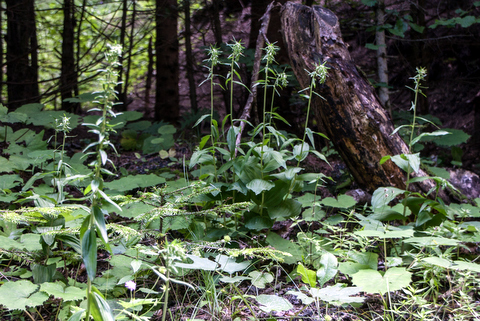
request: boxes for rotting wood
[280,3,449,201]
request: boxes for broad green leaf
[246,179,274,195]
[457,15,476,28]
[405,153,420,173]
[193,114,210,127]
[293,142,309,162]
[189,149,214,168]
[131,260,142,273]
[310,284,364,305]
[411,130,450,146]
[40,282,86,301]
[352,267,412,294]
[338,262,372,277]
[302,206,326,222]
[0,174,22,189]
[67,309,85,321]
[97,189,122,212]
[296,263,316,287]
[82,228,97,281]
[157,124,176,135]
[249,271,274,289]
[227,125,240,154]
[268,199,302,220]
[89,290,115,321]
[403,237,459,247]
[0,280,48,310]
[448,203,480,218]
[255,294,293,313]
[104,174,166,192]
[408,21,425,33]
[316,252,338,287]
[215,254,251,275]
[93,206,108,245]
[371,187,405,212]
[32,263,57,284]
[266,232,302,265]
[420,128,470,146]
[119,202,155,219]
[349,251,378,270]
[244,215,274,231]
[320,194,357,209]
[37,225,62,246]
[423,257,480,273]
[421,257,453,269]
[285,290,315,305]
[391,154,409,172]
[355,227,414,239]
[174,254,218,271]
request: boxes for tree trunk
[123,0,136,109]
[183,0,198,113]
[6,0,40,109]
[0,3,3,106]
[61,0,79,113]
[280,3,445,198]
[145,37,154,111]
[115,0,128,110]
[375,0,391,116]
[155,0,179,123]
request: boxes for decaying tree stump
[280,3,448,200]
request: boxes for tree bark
[375,0,391,116]
[155,0,179,123]
[61,0,79,113]
[6,0,40,109]
[115,0,128,110]
[145,37,154,111]
[183,0,198,113]
[280,3,446,199]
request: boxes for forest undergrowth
[0,35,480,321]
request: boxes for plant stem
[162,270,170,321]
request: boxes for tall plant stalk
[402,67,427,217]
[82,44,123,321]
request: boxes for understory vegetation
[0,39,479,321]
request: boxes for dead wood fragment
[280,3,450,202]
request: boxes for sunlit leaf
[352,268,412,294]
[255,294,293,313]
[0,280,48,310]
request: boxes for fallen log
[280,3,449,201]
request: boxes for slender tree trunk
[115,0,128,110]
[375,0,391,116]
[5,0,39,109]
[123,0,136,109]
[155,0,179,122]
[145,36,154,111]
[280,3,447,200]
[75,0,87,99]
[183,0,198,113]
[0,3,3,106]
[61,0,79,113]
